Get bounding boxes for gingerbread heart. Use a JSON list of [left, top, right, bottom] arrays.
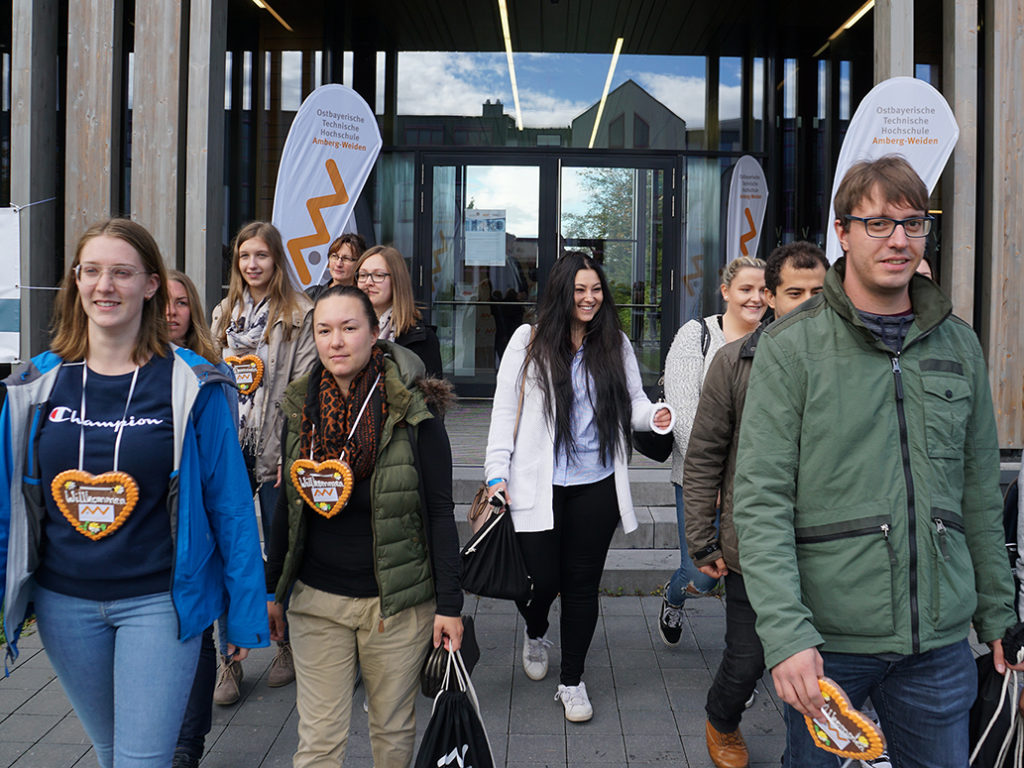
[[225, 354, 264, 395], [290, 459, 354, 518], [804, 677, 886, 759], [51, 469, 140, 540]]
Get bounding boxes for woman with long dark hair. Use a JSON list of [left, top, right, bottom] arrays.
[[0, 219, 267, 768], [211, 221, 317, 692], [483, 252, 673, 722], [266, 285, 462, 767]]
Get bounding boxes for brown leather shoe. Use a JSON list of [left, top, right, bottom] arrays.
[[705, 720, 749, 768]]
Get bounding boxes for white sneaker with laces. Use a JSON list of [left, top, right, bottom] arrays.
[[522, 630, 552, 681], [555, 682, 593, 722]]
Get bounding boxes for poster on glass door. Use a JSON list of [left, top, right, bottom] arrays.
[[465, 209, 507, 267]]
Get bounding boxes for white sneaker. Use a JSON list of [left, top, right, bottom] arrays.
[[522, 630, 552, 681], [555, 682, 593, 722]]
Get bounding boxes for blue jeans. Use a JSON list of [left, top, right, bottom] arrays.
[[666, 484, 720, 606], [783, 639, 977, 768], [34, 586, 201, 768]]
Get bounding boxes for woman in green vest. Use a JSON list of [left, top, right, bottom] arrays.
[[265, 285, 463, 768]]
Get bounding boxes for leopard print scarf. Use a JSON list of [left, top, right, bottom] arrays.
[[300, 347, 387, 483]]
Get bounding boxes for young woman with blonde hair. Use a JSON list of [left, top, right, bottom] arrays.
[[0, 219, 267, 768], [356, 245, 442, 377], [211, 221, 317, 691], [657, 255, 766, 645]]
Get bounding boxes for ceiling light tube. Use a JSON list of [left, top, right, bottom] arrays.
[[828, 0, 874, 41], [253, 0, 293, 32], [498, 0, 523, 130], [589, 37, 624, 149]]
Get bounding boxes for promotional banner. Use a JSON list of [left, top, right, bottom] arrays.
[[0, 207, 21, 362], [723, 156, 769, 263], [826, 76, 959, 262], [272, 84, 382, 289]]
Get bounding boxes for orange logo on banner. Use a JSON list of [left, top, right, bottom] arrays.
[[739, 207, 757, 256], [286, 159, 350, 284]]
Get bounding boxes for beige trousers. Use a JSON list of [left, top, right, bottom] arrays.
[[287, 580, 434, 768]]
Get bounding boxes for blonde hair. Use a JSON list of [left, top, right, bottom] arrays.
[[51, 219, 169, 364], [168, 270, 219, 363], [214, 221, 303, 345], [721, 256, 766, 287], [356, 245, 421, 336]]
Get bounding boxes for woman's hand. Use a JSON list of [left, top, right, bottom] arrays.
[[653, 407, 672, 431], [268, 601, 287, 643], [225, 644, 250, 662], [433, 614, 464, 652], [698, 558, 728, 579], [274, 464, 282, 488], [486, 481, 509, 507]]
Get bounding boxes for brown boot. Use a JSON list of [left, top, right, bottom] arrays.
[[705, 720, 749, 768], [267, 641, 295, 687]]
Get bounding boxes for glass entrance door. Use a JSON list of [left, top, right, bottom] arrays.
[[560, 163, 671, 387], [418, 152, 676, 396]]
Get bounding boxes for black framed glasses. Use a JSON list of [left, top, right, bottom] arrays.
[[356, 271, 390, 284], [844, 215, 934, 238], [328, 253, 359, 264]]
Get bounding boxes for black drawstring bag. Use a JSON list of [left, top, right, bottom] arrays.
[[460, 507, 532, 602], [420, 616, 480, 698], [414, 649, 494, 768]]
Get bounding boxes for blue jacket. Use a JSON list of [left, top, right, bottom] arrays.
[[0, 347, 269, 668]]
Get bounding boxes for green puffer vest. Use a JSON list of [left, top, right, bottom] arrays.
[[274, 342, 436, 618]]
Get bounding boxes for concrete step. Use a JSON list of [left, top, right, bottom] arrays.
[[600, 549, 679, 594]]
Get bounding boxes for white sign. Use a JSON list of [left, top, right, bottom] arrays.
[[272, 84, 382, 289], [826, 77, 959, 262], [0, 208, 21, 362], [465, 209, 507, 267], [724, 156, 769, 263]]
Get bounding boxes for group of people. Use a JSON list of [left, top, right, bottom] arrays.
[[0, 154, 1019, 768]]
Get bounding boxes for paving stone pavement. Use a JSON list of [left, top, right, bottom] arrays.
[[0, 594, 786, 767]]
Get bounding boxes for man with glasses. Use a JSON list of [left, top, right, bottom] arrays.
[[732, 155, 1023, 767]]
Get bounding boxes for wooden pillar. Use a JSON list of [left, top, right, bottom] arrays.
[[940, 0, 977, 322], [982, 0, 1024, 448], [12, 0, 59, 358], [184, 0, 228, 314], [65, 0, 122, 263], [874, 0, 914, 82], [131, 0, 187, 266]]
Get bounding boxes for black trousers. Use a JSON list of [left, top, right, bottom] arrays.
[[706, 572, 766, 732], [515, 474, 620, 686]]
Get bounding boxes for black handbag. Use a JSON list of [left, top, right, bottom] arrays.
[[414, 649, 494, 768], [420, 615, 480, 698], [633, 317, 711, 462], [460, 506, 532, 602]]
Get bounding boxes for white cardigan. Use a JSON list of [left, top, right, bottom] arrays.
[[484, 324, 674, 534]]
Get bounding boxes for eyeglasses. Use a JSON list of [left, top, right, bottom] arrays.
[[356, 271, 391, 284], [328, 253, 359, 264], [844, 215, 934, 238], [75, 264, 153, 284]]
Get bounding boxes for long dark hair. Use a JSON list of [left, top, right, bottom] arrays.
[[526, 252, 631, 464]]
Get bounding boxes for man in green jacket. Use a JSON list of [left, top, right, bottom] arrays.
[[732, 155, 1023, 767], [685, 241, 828, 768]]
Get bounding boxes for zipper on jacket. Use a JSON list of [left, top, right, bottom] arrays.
[[891, 354, 920, 653], [932, 516, 964, 562], [881, 523, 898, 567], [795, 524, 888, 544]]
